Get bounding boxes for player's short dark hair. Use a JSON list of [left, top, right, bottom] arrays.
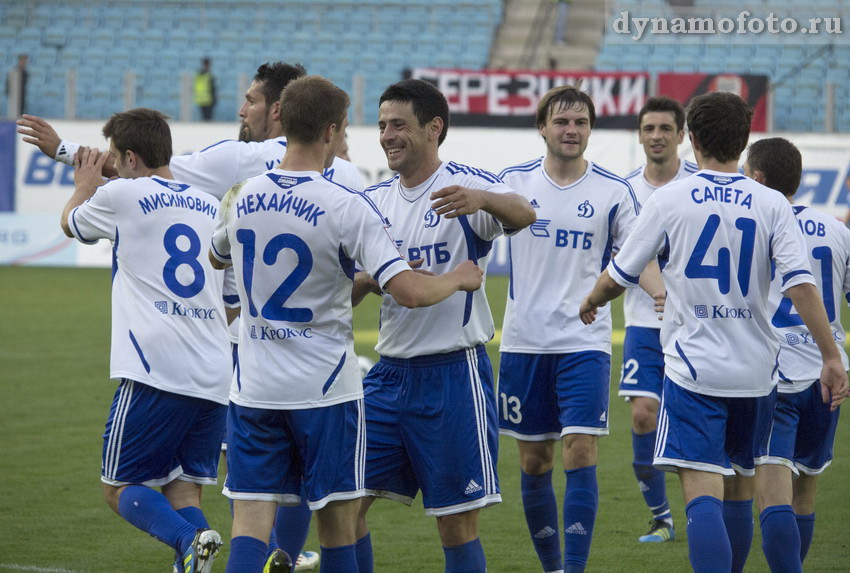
[[102, 108, 171, 168], [639, 96, 685, 131], [746, 137, 802, 197], [254, 62, 308, 107], [686, 92, 752, 163], [536, 85, 596, 129], [379, 79, 449, 146], [280, 76, 349, 144]]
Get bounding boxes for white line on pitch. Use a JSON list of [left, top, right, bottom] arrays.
[[0, 564, 84, 573]]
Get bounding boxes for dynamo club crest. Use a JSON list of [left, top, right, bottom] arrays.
[[577, 200, 595, 218], [424, 208, 441, 228]]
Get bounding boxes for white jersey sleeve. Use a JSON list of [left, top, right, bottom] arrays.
[[67, 177, 231, 404], [214, 170, 409, 409], [770, 206, 850, 391], [609, 170, 814, 397], [623, 160, 698, 328], [366, 161, 514, 358], [172, 137, 366, 200], [498, 159, 638, 354]]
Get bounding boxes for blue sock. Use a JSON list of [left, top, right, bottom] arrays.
[[520, 469, 562, 571], [722, 499, 753, 573], [563, 466, 598, 571], [685, 496, 731, 573], [226, 536, 267, 573], [356, 532, 374, 573], [632, 431, 671, 521], [796, 512, 815, 562], [176, 506, 209, 530], [760, 505, 802, 573], [320, 543, 358, 572], [117, 485, 197, 553], [443, 538, 486, 573], [271, 499, 312, 558]]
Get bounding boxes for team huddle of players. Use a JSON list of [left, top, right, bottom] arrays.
[[17, 60, 848, 573]]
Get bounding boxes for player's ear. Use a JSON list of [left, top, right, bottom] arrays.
[[324, 122, 336, 144], [428, 116, 443, 142], [270, 99, 281, 121], [676, 129, 685, 144]]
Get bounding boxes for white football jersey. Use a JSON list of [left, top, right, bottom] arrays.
[[769, 205, 850, 392], [67, 176, 231, 404], [172, 136, 366, 338], [365, 161, 515, 358], [170, 136, 366, 200], [623, 160, 699, 328], [499, 159, 638, 354], [210, 169, 410, 409], [609, 170, 814, 397]]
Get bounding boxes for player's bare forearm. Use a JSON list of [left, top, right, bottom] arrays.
[[639, 260, 666, 319], [16, 114, 61, 158], [208, 251, 231, 270], [430, 187, 536, 230], [384, 260, 482, 308], [579, 270, 625, 325], [17, 115, 118, 178], [60, 147, 110, 237], [787, 283, 841, 362], [786, 282, 849, 409], [352, 271, 381, 306]]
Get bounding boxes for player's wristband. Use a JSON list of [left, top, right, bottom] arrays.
[[55, 140, 80, 165]]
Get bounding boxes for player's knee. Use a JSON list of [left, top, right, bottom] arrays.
[[631, 409, 657, 433], [519, 453, 555, 475], [436, 510, 479, 546], [102, 483, 124, 514], [562, 435, 597, 468], [630, 400, 659, 433]]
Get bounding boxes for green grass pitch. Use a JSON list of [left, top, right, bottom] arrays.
[[1, 267, 847, 572]]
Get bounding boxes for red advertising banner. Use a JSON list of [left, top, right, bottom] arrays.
[[409, 68, 650, 129], [657, 73, 768, 132]]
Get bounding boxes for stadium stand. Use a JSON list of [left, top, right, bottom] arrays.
[[596, 0, 850, 132], [2, 0, 847, 132], [0, 0, 503, 124]]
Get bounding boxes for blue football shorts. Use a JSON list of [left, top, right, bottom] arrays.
[[618, 326, 664, 402], [498, 351, 611, 440], [362, 345, 501, 517], [224, 399, 365, 510], [654, 376, 776, 476], [101, 379, 226, 487], [758, 382, 841, 475]]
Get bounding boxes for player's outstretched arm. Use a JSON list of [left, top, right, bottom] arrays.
[[430, 186, 536, 229], [352, 259, 434, 306], [60, 147, 110, 237], [17, 114, 118, 178], [16, 114, 61, 158], [383, 259, 483, 309], [786, 282, 849, 410], [579, 269, 626, 325]]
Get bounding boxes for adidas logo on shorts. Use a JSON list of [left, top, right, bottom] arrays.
[[464, 480, 483, 495], [565, 522, 588, 536], [534, 526, 557, 539]]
